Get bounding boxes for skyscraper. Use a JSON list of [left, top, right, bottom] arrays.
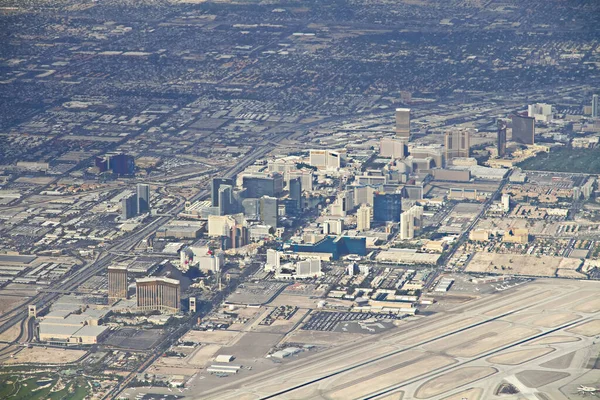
[[289, 177, 302, 212], [136, 277, 181, 313], [357, 204, 371, 232], [121, 193, 138, 220], [108, 265, 128, 300], [137, 184, 150, 214], [373, 192, 402, 222], [497, 120, 507, 158], [444, 130, 470, 161], [229, 224, 248, 249], [211, 178, 234, 207], [395, 108, 410, 139], [95, 153, 135, 176], [512, 114, 535, 145], [242, 173, 284, 198], [593, 94, 599, 118], [259, 196, 278, 228], [380, 137, 407, 159], [217, 184, 233, 215], [400, 205, 423, 240]]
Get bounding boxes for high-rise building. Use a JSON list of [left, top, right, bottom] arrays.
[[395, 108, 411, 139], [136, 277, 181, 313], [211, 178, 234, 207], [497, 120, 507, 158], [259, 196, 278, 228], [265, 249, 281, 272], [528, 103, 552, 122], [241, 198, 260, 219], [229, 224, 248, 249], [593, 94, 599, 118], [512, 114, 535, 145], [502, 194, 511, 212], [137, 184, 150, 214], [121, 193, 138, 220], [323, 219, 344, 235], [373, 192, 402, 222], [380, 137, 407, 159], [295, 259, 322, 278], [242, 173, 284, 198], [357, 204, 371, 232], [444, 130, 470, 161], [289, 177, 302, 212], [95, 153, 135, 176], [218, 184, 233, 215], [287, 169, 313, 192], [108, 265, 128, 300], [309, 150, 343, 170], [400, 205, 424, 240], [352, 184, 378, 206]]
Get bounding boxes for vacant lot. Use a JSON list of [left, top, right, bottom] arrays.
[[466, 253, 581, 277]]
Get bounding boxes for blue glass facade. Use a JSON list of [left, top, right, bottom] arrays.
[[373, 192, 402, 222], [291, 236, 366, 260]]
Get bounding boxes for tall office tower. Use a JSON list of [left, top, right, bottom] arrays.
[[229, 224, 248, 249], [95, 153, 135, 175], [241, 198, 260, 219], [288, 169, 313, 192], [512, 114, 535, 145], [309, 150, 343, 170], [211, 178, 234, 207], [357, 204, 372, 232], [400, 205, 424, 240], [189, 297, 196, 313], [409, 145, 444, 168], [289, 177, 302, 212], [497, 120, 507, 158], [444, 130, 471, 161], [380, 137, 407, 159], [352, 184, 378, 206], [502, 194, 511, 212], [136, 277, 181, 313], [395, 108, 411, 139], [242, 173, 284, 198], [259, 196, 278, 228], [108, 265, 128, 300], [121, 193, 138, 220], [373, 192, 402, 222], [137, 184, 150, 214], [217, 184, 233, 215], [593, 94, 599, 118], [528, 103, 553, 122], [265, 249, 281, 272]]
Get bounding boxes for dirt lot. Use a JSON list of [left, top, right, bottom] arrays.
[[441, 388, 483, 400], [4, 347, 86, 364], [424, 321, 539, 358], [466, 253, 581, 277], [486, 348, 554, 366], [415, 367, 497, 399], [567, 320, 600, 337], [0, 295, 27, 316], [186, 344, 222, 367], [181, 330, 241, 345], [323, 355, 456, 400]]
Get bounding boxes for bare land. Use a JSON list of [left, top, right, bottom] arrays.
[[466, 253, 581, 277], [415, 367, 497, 399], [4, 347, 86, 364], [486, 347, 555, 365]]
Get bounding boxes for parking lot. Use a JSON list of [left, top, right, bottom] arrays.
[[302, 311, 402, 332]]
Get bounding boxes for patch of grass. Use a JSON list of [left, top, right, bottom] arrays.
[[517, 147, 600, 173]]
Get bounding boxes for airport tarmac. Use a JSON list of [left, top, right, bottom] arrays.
[[186, 278, 600, 400]]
